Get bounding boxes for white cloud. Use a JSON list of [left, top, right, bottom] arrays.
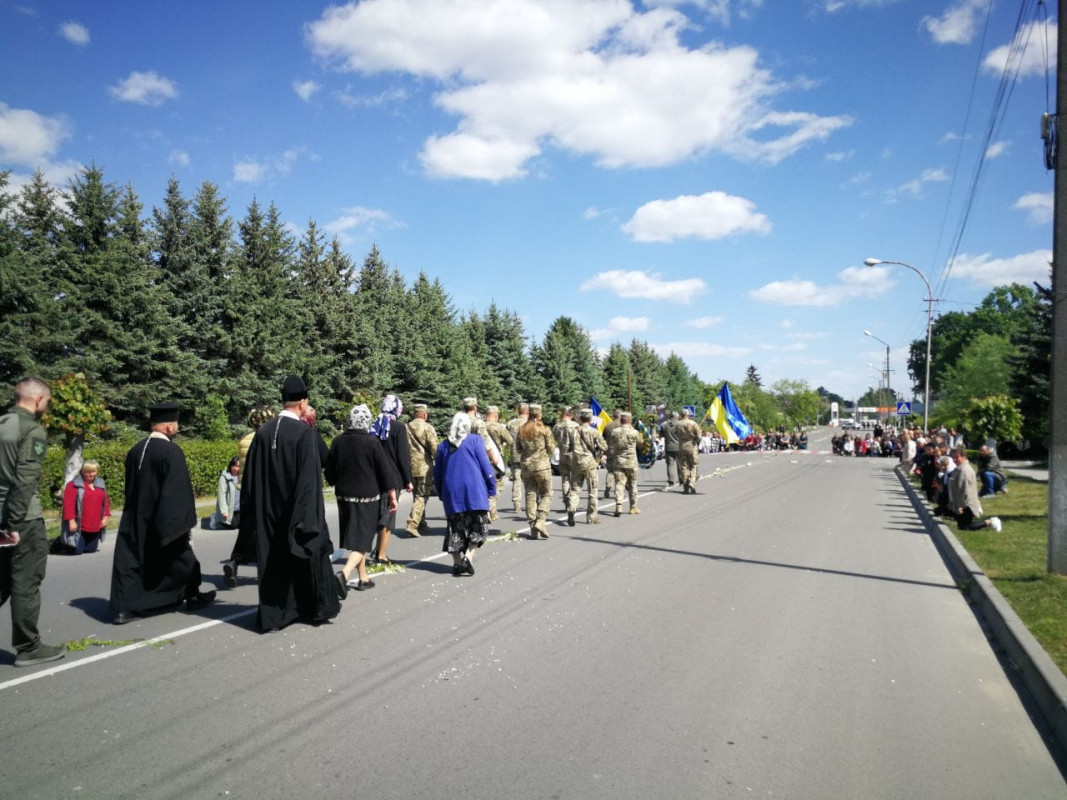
[[58, 21, 89, 46], [233, 160, 266, 183], [583, 206, 602, 220], [293, 80, 321, 101], [750, 265, 894, 307], [948, 250, 1052, 287], [232, 148, 311, 183], [168, 149, 190, 167], [819, 0, 901, 12], [786, 331, 828, 340], [825, 150, 853, 161], [1014, 192, 1053, 225], [842, 171, 871, 188], [580, 269, 707, 304], [984, 21, 1057, 78], [940, 131, 961, 144], [985, 140, 1010, 159], [322, 206, 404, 244], [887, 167, 948, 201], [590, 316, 653, 340], [923, 0, 988, 45], [334, 86, 409, 107], [0, 102, 70, 166], [109, 71, 178, 106], [650, 341, 749, 359], [621, 191, 771, 243], [685, 316, 723, 329], [307, 0, 851, 181]]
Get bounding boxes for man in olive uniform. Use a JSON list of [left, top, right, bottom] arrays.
[[405, 404, 438, 536], [570, 409, 608, 525], [484, 406, 512, 522], [661, 411, 681, 488], [553, 407, 579, 519], [505, 402, 528, 513], [608, 411, 642, 517], [0, 378, 66, 667], [601, 408, 623, 499], [676, 408, 702, 494]]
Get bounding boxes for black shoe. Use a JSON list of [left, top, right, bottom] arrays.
[[464, 558, 475, 576], [452, 563, 463, 576], [13, 642, 66, 667], [186, 590, 217, 610], [222, 560, 237, 588], [567, 511, 575, 527], [113, 610, 139, 625], [355, 579, 375, 591], [335, 571, 349, 600]]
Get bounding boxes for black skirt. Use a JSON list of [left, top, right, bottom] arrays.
[[337, 497, 380, 552]]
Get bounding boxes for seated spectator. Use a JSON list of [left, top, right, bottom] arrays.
[[976, 445, 1008, 497], [947, 447, 1002, 532], [917, 444, 938, 502], [55, 461, 111, 555], [842, 434, 855, 456], [209, 457, 240, 530]]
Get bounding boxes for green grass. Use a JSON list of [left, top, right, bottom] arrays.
[[946, 476, 1067, 675]]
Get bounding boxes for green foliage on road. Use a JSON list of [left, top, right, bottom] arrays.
[[950, 476, 1067, 675]]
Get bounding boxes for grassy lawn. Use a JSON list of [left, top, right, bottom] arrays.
[[946, 475, 1067, 675]]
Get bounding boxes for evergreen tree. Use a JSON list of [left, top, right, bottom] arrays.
[[483, 302, 534, 406], [627, 339, 665, 412], [601, 342, 632, 411], [188, 181, 234, 381], [461, 310, 502, 408], [350, 244, 407, 394], [1010, 279, 1052, 447], [532, 320, 583, 411], [663, 353, 700, 410], [744, 364, 762, 388]]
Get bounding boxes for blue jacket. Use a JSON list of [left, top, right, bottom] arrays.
[[433, 435, 496, 516]]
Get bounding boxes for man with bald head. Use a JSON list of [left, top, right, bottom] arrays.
[[0, 378, 66, 666]]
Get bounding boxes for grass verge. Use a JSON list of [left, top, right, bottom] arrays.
[[942, 475, 1067, 676]]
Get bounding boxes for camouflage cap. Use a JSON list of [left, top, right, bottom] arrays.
[[247, 405, 275, 429], [579, 408, 593, 420], [486, 405, 499, 415], [620, 411, 633, 422], [462, 396, 478, 407], [528, 403, 543, 415], [412, 403, 428, 414]]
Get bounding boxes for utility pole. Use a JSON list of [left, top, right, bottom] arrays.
[[1049, 0, 1067, 574]]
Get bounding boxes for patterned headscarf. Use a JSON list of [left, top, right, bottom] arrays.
[[347, 404, 373, 432], [448, 412, 471, 448], [371, 394, 403, 441]]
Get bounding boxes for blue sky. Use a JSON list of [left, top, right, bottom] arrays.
[[0, 0, 1055, 402]]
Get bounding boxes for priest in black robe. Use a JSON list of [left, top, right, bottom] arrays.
[[110, 403, 216, 625], [239, 377, 343, 632]]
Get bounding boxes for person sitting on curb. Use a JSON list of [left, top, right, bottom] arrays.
[[947, 447, 1002, 533], [976, 444, 1008, 497]]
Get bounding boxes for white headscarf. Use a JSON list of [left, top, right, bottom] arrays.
[[448, 412, 471, 448], [348, 404, 373, 432]]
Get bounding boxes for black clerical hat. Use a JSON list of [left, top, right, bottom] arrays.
[[281, 375, 309, 402], [148, 402, 181, 424]]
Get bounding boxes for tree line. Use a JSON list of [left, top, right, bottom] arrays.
[[0, 165, 833, 437]]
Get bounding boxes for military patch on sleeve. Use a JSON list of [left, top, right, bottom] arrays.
[[33, 440, 47, 458]]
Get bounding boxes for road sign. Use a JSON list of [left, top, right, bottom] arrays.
[[897, 401, 912, 416]]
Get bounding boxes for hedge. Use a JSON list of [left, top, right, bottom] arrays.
[[39, 440, 240, 511]]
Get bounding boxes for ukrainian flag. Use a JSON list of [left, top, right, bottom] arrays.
[[704, 383, 752, 445], [589, 397, 612, 433]]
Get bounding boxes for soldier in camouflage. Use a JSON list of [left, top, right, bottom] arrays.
[[484, 405, 512, 522], [676, 408, 703, 494], [405, 404, 438, 536], [569, 409, 608, 525], [505, 402, 528, 513], [552, 407, 579, 519], [601, 408, 623, 500], [515, 404, 554, 539], [608, 411, 642, 517], [0, 378, 66, 667]]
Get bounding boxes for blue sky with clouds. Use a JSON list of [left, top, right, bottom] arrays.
[[0, 0, 1055, 402]]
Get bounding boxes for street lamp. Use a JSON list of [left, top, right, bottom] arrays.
[[864, 330, 891, 422], [864, 257, 935, 431]]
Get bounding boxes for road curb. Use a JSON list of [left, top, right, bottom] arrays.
[[894, 465, 1067, 753]]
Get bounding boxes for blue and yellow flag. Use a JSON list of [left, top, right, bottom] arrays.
[[589, 397, 611, 433], [704, 383, 752, 445]]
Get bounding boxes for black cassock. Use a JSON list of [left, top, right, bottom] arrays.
[[239, 415, 341, 632], [110, 435, 202, 614]]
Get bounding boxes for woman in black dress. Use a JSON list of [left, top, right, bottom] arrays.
[[369, 394, 412, 565], [324, 405, 397, 593]]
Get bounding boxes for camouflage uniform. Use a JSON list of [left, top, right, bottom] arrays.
[[405, 412, 438, 535], [601, 417, 621, 499], [505, 414, 527, 512], [552, 416, 579, 507], [676, 417, 702, 493], [515, 415, 554, 539], [569, 419, 607, 523], [485, 419, 513, 521], [608, 422, 642, 515]]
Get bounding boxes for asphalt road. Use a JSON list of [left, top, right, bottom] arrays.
[[1, 430, 1064, 799]]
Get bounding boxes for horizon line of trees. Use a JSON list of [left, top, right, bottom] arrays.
[[1, 165, 834, 437]]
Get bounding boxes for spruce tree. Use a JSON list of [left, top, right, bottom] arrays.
[[601, 342, 632, 411], [483, 303, 535, 406]]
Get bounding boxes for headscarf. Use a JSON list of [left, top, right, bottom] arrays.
[[448, 412, 471, 448], [347, 404, 373, 432], [371, 394, 402, 441]]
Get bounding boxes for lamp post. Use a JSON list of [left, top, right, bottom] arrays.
[[864, 330, 891, 422], [864, 258, 934, 431]]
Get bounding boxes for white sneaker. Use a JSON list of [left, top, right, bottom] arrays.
[[989, 517, 1003, 533]]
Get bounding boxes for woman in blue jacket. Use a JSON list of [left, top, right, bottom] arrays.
[[433, 412, 496, 576]]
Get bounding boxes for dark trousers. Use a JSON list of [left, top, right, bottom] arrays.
[[0, 518, 47, 653], [952, 508, 987, 531], [664, 451, 679, 484]]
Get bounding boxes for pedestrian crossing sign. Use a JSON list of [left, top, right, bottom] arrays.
[[896, 401, 911, 416]]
